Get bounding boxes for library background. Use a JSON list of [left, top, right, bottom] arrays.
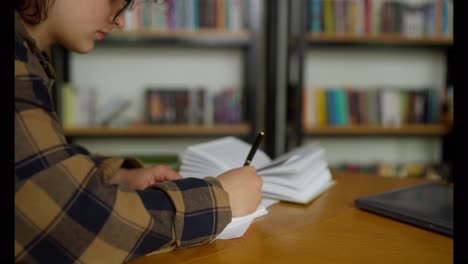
[[50, 0, 454, 180]]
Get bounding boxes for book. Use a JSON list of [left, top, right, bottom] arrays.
[[178, 136, 336, 204], [335, 88, 349, 126], [302, 87, 316, 128], [315, 87, 327, 126], [402, 0, 425, 38], [323, 0, 335, 34], [229, 0, 244, 31], [310, 0, 322, 33], [334, 0, 346, 35], [60, 82, 75, 128]]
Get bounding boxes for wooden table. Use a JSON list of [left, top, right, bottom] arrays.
[[131, 172, 453, 264]]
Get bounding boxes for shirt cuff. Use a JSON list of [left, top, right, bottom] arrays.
[[150, 176, 232, 248], [91, 156, 144, 184]]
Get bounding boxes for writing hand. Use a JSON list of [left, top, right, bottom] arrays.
[[216, 166, 263, 217]]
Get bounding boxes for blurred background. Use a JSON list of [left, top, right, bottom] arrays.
[[50, 0, 453, 180]]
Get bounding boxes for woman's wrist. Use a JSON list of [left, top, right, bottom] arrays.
[[110, 168, 129, 185]]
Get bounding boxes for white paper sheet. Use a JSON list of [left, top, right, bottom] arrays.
[[215, 198, 279, 240]]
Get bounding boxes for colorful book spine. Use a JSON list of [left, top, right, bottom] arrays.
[[441, 0, 449, 36], [61, 83, 74, 128], [150, 2, 159, 29], [447, 0, 453, 37], [435, 0, 443, 37], [230, 0, 243, 31], [363, 0, 372, 35], [423, 1, 434, 37], [427, 88, 441, 124], [155, 2, 167, 29], [217, 0, 226, 29], [334, 0, 346, 35], [335, 88, 348, 126], [315, 88, 327, 126], [366, 90, 377, 125], [175, 90, 189, 123], [176, 0, 186, 30], [233, 87, 242, 123], [358, 90, 368, 124], [347, 89, 358, 125], [357, 0, 366, 36], [310, 0, 322, 33], [400, 90, 409, 124], [326, 89, 337, 125], [346, 0, 357, 35], [185, 0, 194, 30], [209, 0, 217, 28], [166, 0, 177, 30], [143, 1, 153, 29], [323, 0, 334, 34], [303, 87, 317, 127], [193, 0, 200, 30], [372, 0, 380, 35], [205, 90, 215, 125], [133, 1, 143, 30], [225, 0, 231, 30]]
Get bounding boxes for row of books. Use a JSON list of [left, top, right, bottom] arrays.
[[146, 87, 242, 125], [331, 161, 445, 179], [308, 0, 453, 38], [302, 86, 445, 127], [60, 84, 243, 127], [124, 0, 245, 32]]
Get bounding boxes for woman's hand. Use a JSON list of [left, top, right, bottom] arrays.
[[216, 166, 263, 217], [110, 165, 182, 190]]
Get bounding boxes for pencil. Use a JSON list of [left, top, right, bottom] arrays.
[[244, 131, 265, 166]]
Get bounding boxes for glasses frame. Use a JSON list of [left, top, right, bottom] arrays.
[[113, 0, 135, 22]]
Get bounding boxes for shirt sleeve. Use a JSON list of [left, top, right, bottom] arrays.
[[14, 75, 232, 263], [68, 143, 146, 175]]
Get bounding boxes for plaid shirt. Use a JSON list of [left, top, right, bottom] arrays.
[[14, 12, 231, 263]]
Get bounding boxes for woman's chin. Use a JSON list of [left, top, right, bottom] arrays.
[[65, 40, 95, 54]]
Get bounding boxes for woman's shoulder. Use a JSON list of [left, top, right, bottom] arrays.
[[15, 30, 56, 112], [14, 12, 54, 82]]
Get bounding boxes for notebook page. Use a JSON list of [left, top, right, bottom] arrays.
[[262, 169, 335, 204], [261, 160, 328, 189], [257, 142, 323, 173], [189, 137, 271, 170]]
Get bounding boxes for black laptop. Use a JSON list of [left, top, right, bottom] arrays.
[[355, 181, 453, 237]]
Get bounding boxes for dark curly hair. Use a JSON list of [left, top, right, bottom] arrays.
[[15, 0, 55, 25]]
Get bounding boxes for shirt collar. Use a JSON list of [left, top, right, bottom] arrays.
[[15, 11, 56, 80]]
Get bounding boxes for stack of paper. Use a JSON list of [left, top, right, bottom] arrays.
[[216, 198, 278, 240], [179, 136, 336, 205]]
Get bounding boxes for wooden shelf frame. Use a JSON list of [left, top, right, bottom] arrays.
[[99, 29, 253, 48], [303, 124, 449, 136], [306, 33, 453, 46], [63, 124, 251, 137]]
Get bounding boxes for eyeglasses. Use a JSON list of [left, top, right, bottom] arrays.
[[112, 0, 166, 22], [113, 0, 135, 22]]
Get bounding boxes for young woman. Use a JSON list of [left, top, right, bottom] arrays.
[[14, 0, 263, 262]]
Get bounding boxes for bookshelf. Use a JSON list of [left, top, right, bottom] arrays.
[[100, 29, 252, 47], [307, 33, 453, 46], [303, 124, 449, 136], [51, 0, 265, 154], [63, 124, 250, 137], [283, 0, 453, 173]]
